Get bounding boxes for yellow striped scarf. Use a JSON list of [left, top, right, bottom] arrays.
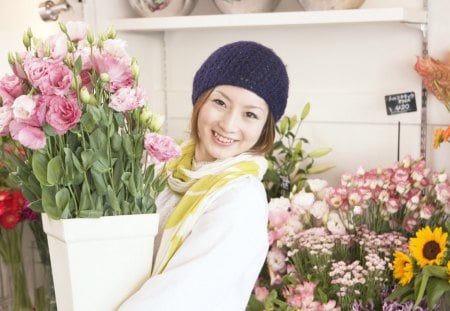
[[151, 140, 267, 275]]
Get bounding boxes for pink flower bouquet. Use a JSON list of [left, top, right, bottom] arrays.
[[0, 22, 181, 219]]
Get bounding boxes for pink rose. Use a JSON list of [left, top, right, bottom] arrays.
[[12, 95, 46, 127], [66, 21, 87, 42], [109, 87, 145, 112], [9, 120, 46, 150], [39, 62, 72, 96], [45, 95, 81, 135], [0, 106, 13, 135], [94, 53, 133, 93], [144, 133, 181, 164], [0, 74, 23, 99], [23, 56, 49, 88]]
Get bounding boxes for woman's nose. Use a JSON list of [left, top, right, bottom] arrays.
[[219, 111, 238, 133]]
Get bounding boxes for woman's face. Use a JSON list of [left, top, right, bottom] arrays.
[[195, 85, 269, 162]]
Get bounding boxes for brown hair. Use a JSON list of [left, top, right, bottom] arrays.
[[190, 89, 276, 155]]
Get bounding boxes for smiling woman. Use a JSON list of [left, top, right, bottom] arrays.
[[120, 41, 289, 311]]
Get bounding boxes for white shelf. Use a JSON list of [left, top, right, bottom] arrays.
[[113, 8, 427, 32]]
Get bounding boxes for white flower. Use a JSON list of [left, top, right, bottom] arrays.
[[291, 190, 315, 214], [310, 200, 329, 219], [65, 21, 87, 42], [12, 95, 36, 120], [353, 205, 364, 215], [326, 211, 346, 235], [268, 197, 290, 211], [103, 39, 130, 60], [307, 179, 328, 192]]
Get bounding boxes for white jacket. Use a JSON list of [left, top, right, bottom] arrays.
[[119, 175, 269, 311]]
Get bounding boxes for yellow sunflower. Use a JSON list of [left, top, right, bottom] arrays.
[[409, 226, 448, 268], [447, 261, 450, 283], [393, 251, 414, 286]]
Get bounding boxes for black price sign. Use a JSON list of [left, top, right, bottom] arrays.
[[385, 92, 417, 115]]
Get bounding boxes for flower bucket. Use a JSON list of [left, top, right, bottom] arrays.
[[42, 213, 159, 311]]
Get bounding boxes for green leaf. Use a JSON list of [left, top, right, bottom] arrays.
[[78, 210, 103, 218], [93, 104, 105, 123], [79, 181, 90, 212], [71, 152, 84, 185], [26, 174, 42, 198], [308, 163, 335, 174], [106, 185, 120, 212], [300, 102, 311, 120], [122, 172, 137, 197], [42, 186, 60, 219], [74, 55, 82, 76], [307, 147, 332, 158], [63, 148, 74, 185], [386, 285, 413, 302], [426, 278, 450, 308], [89, 128, 107, 151], [113, 159, 124, 191], [415, 271, 429, 307], [28, 199, 43, 213], [122, 135, 134, 157], [81, 150, 99, 170], [80, 110, 96, 133], [32, 152, 49, 186], [55, 188, 70, 213], [90, 169, 107, 195], [47, 155, 64, 185], [114, 112, 125, 128], [111, 133, 122, 152]]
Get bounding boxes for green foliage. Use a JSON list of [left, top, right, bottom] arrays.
[[263, 103, 333, 199]]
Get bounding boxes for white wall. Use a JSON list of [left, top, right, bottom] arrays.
[[0, 0, 448, 182], [84, 0, 449, 184], [0, 0, 84, 73]]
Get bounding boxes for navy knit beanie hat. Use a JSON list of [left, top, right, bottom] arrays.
[[192, 41, 289, 122]]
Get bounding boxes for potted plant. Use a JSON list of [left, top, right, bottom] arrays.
[[0, 21, 180, 310]]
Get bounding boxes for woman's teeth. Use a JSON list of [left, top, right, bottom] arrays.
[[214, 131, 234, 144]]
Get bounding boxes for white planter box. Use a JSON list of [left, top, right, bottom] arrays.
[[42, 213, 159, 311]]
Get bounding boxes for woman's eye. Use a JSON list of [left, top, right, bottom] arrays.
[[246, 112, 258, 119], [213, 99, 226, 106]]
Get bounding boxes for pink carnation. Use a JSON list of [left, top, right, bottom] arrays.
[[39, 62, 72, 96], [12, 95, 46, 127], [0, 105, 13, 135], [9, 120, 46, 150], [109, 87, 145, 112], [144, 133, 181, 164], [23, 56, 49, 88], [0, 74, 23, 100], [45, 95, 81, 135], [93, 53, 133, 93]]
